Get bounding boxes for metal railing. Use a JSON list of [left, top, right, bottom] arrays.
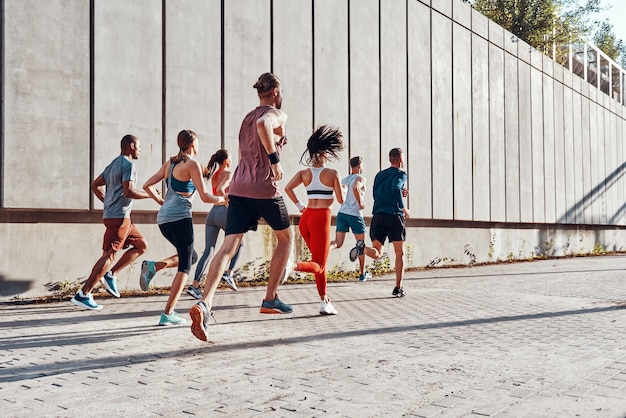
[[565, 40, 625, 106]]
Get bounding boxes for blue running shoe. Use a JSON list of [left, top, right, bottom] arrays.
[[260, 295, 293, 314], [100, 271, 120, 298], [159, 311, 186, 326], [140, 260, 156, 291], [359, 272, 371, 282], [71, 291, 103, 310]]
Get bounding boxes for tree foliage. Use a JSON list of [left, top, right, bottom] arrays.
[[593, 20, 626, 67], [470, 0, 604, 65]]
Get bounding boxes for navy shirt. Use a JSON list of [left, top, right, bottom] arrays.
[[372, 167, 407, 216]]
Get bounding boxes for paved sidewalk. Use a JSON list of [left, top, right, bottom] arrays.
[[1, 255, 626, 417]]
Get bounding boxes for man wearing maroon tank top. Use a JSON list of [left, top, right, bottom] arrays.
[[189, 73, 293, 342]]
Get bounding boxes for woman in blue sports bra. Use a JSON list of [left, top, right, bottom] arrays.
[[142, 129, 225, 326]]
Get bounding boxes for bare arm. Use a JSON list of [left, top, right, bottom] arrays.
[[189, 160, 224, 204], [256, 108, 288, 180], [91, 175, 106, 203], [352, 176, 365, 210], [143, 163, 167, 206], [284, 170, 306, 212], [333, 171, 344, 205], [122, 180, 151, 200]]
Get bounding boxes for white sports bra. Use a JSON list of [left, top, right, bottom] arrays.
[[306, 167, 334, 199]]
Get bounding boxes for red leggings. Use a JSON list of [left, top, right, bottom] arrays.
[[297, 207, 331, 298]]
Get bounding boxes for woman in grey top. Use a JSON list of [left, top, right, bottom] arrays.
[[142, 129, 224, 326]]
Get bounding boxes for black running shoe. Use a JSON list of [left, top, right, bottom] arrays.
[[392, 286, 406, 297]]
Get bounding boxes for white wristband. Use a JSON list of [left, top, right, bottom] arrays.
[[295, 201, 306, 211]]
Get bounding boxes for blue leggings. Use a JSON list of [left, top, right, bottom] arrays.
[[193, 205, 243, 282], [158, 218, 198, 274]]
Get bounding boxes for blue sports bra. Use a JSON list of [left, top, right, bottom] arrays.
[[170, 163, 196, 194]]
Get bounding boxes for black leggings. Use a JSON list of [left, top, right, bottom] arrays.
[[159, 218, 198, 274]]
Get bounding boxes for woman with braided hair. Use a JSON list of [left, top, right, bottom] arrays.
[[141, 129, 224, 326], [285, 125, 344, 315]]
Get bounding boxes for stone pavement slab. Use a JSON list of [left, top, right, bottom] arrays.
[[1, 255, 626, 417]]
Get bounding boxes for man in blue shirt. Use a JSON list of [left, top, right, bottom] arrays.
[[71, 134, 151, 310], [350, 148, 409, 296]]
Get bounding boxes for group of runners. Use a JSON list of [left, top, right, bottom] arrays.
[[70, 72, 410, 342]]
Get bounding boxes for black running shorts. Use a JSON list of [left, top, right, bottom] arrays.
[[225, 195, 291, 234], [369, 212, 406, 244]]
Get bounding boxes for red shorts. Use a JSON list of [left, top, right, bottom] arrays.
[[102, 218, 144, 252]]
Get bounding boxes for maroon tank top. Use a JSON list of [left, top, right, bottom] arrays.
[[228, 105, 284, 199]]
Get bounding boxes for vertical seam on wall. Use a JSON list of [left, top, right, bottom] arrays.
[[0, 0, 5, 208], [561, 78, 565, 223], [487, 38, 492, 221], [429, 4, 433, 218], [451, 19, 455, 220], [552, 74, 557, 223], [404, 0, 409, 208], [161, 0, 166, 164], [541, 66, 546, 222], [470, 22, 476, 220], [516, 53, 521, 222], [530, 61, 535, 222], [220, 0, 225, 147], [602, 98, 607, 223], [89, 0, 95, 211], [311, 0, 315, 130], [378, 0, 382, 170], [502, 47, 507, 222], [347, 0, 351, 165], [270, 0, 274, 73]]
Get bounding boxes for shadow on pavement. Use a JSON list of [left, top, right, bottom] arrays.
[[1, 303, 621, 384]]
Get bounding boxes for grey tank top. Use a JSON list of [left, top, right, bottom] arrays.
[[157, 161, 195, 225]]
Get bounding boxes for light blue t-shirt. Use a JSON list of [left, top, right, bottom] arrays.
[[338, 174, 365, 218], [101, 155, 136, 219]]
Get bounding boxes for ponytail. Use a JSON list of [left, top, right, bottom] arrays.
[[170, 129, 198, 163], [203, 149, 230, 179]]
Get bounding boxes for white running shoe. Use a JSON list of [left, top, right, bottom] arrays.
[[319, 301, 338, 315], [221, 272, 238, 291]]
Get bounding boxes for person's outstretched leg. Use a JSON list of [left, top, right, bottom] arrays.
[[265, 227, 292, 302], [189, 234, 243, 341], [329, 231, 346, 251], [71, 249, 115, 310], [392, 240, 405, 297], [109, 226, 148, 277], [191, 220, 220, 289], [353, 233, 369, 280]]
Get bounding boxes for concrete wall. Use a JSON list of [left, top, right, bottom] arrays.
[[2, 0, 626, 300]]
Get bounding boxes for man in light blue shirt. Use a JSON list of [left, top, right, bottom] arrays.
[[71, 134, 151, 310], [330, 156, 371, 281]]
